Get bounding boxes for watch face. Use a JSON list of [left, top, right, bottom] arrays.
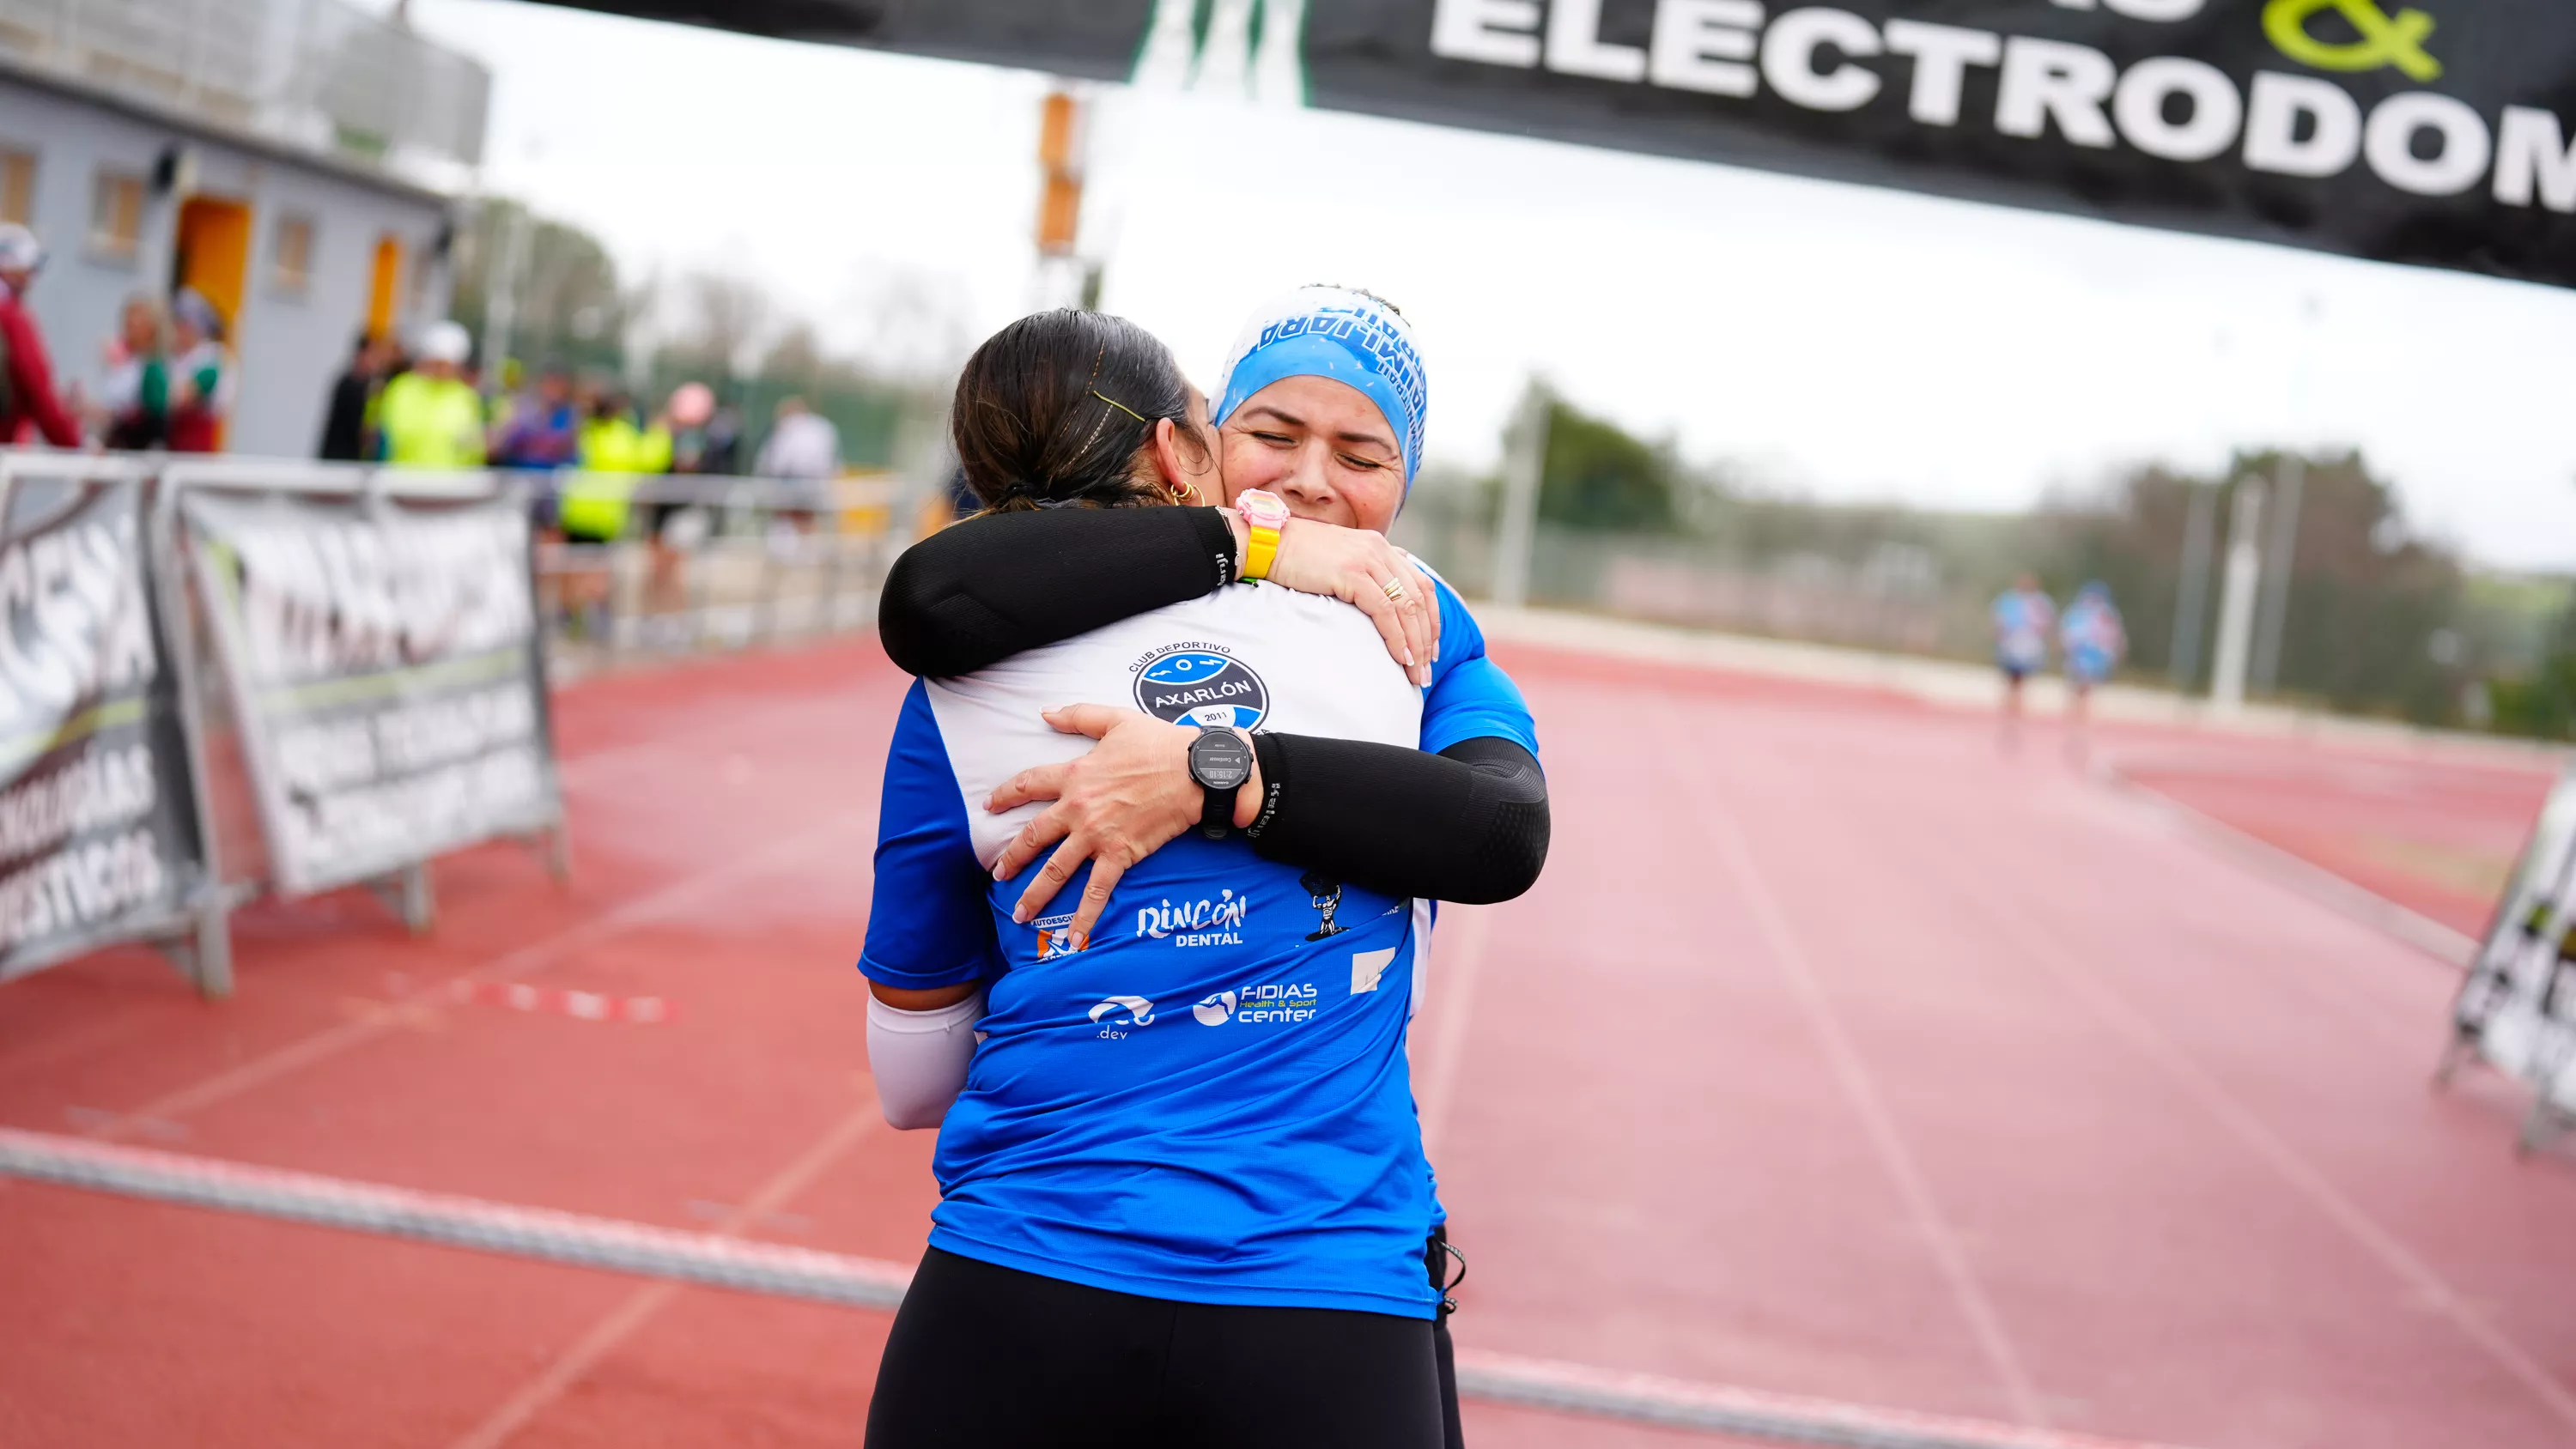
[[1189, 728, 1254, 791], [1238, 489, 1289, 529]]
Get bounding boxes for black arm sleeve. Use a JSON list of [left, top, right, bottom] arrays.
[[1244, 735, 1548, 906], [878, 506, 1240, 677]]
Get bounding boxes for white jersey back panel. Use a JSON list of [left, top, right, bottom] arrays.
[[924, 581, 1423, 868]]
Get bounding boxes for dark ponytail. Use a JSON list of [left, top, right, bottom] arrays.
[[951, 310, 1204, 513]]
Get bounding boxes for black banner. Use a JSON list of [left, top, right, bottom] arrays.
[[0, 479, 207, 980], [544, 0, 2576, 287]]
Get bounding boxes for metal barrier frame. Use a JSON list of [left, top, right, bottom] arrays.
[[0, 452, 909, 998], [154, 458, 572, 940], [0, 451, 233, 996], [533, 471, 903, 658]]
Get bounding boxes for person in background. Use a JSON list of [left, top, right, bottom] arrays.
[[165, 288, 233, 453], [377, 321, 487, 469], [669, 382, 740, 477], [98, 294, 171, 452], [754, 393, 838, 480], [576, 390, 672, 476], [756, 393, 839, 543], [2058, 581, 2128, 761], [318, 332, 397, 462], [1991, 573, 2057, 753], [492, 364, 581, 470], [647, 381, 725, 620], [556, 391, 671, 639], [0, 224, 82, 448]]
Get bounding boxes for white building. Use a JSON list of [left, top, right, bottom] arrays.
[[0, 0, 488, 455]]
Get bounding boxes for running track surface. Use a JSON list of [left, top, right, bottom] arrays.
[[0, 637, 2569, 1448]]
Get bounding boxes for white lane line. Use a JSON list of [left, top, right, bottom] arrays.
[[0, 1127, 2202, 1449], [92, 809, 878, 1140], [1416, 901, 1495, 1157], [0, 1125, 909, 1309], [1665, 709, 2051, 1430], [1455, 1350, 2191, 1449], [446, 1098, 887, 1449], [1933, 862, 2576, 1441]]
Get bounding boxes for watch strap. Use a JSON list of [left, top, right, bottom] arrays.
[[1200, 782, 1231, 840], [1242, 517, 1281, 581]]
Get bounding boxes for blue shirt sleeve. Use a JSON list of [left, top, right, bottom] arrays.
[[1419, 577, 1539, 758], [859, 680, 1005, 990]]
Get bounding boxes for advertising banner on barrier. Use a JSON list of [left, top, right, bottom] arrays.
[[181, 490, 562, 897], [570, 0, 2576, 288], [0, 478, 206, 980], [2452, 767, 2576, 1115]]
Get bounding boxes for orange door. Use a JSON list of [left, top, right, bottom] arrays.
[[368, 235, 404, 340], [173, 196, 252, 451], [173, 196, 252, 330]]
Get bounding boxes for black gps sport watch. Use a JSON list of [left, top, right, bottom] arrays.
[[1187, 725, 1255, 840]]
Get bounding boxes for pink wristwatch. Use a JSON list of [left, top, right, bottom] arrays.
[[1235, 489, 1289, 580]]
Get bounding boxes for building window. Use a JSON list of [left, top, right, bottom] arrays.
[[0, 150, 33, 226], [272, 214, 315, 295], [89, 171, 144, 260]]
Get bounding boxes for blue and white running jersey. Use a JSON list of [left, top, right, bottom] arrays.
[[860, 579, 1524, 1319]]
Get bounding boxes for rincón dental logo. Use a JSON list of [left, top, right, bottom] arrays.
[[1133, 643, 1267, 731]]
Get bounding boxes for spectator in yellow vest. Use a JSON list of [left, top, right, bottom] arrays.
[[560, 391, 671, 543], [379, 322, 487, 469]]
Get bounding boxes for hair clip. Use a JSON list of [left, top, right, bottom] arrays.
[[1091, 390, 1150, 424]]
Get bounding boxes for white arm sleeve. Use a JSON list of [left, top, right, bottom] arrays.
[[867, 992, 984, 1131]]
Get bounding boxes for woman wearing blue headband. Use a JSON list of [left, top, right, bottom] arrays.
[[882, 287, 1540, 928], [875, 288, 1541, 1449]]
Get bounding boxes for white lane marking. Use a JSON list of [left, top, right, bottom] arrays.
[[0, 1127, 2203, 1449], [91, 809, 877, 1140], [1667, 708, 2051, 1430], [1936, 862, 2576, 1440], [1416, 901, 1495, 1157]]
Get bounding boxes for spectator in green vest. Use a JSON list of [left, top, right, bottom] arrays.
[[561, 391, 671, 542], [379, 321, 487, 469]]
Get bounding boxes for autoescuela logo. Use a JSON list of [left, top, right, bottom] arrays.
[[1033, 912, 1084, 960], [1132, 643, 1267, 731]]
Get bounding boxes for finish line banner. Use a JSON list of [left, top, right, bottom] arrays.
[[183, 492, 562, 898], [2453, 768, 2576, 1116], [0, 479, 206, 979], [554, 0, 2576, 287]]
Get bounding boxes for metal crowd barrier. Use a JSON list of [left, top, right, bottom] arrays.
[[528, 470, 906, 664], [0, 452, 914, 999]]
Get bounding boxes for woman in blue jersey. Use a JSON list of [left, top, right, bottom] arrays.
[[872, 289, 1538, 1449], [861, 309, 1510, 1447]]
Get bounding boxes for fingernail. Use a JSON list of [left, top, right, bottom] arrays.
[[1404, 648, 1414, 665], [1012, 905, 1030, 924], [1072, 932, 1089, 953]]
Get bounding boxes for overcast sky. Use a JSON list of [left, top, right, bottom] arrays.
[[404, 0, 2576, 571]]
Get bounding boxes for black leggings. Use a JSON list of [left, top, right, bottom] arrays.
[[866, 1247, 1446, 1448]]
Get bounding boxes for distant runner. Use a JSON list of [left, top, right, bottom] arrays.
[[2059, 581, 2127, 761], [1992, 573, 2057, 751]]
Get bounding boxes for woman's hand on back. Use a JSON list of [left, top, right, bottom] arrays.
[[1262, 518, 1439, 688], [985, 706, 1260, 945]]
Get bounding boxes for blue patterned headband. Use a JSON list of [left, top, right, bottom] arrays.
[[1212, 288, 1427, 492]]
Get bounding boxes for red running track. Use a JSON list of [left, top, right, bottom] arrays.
[[0, 637, 2570, 1448]]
